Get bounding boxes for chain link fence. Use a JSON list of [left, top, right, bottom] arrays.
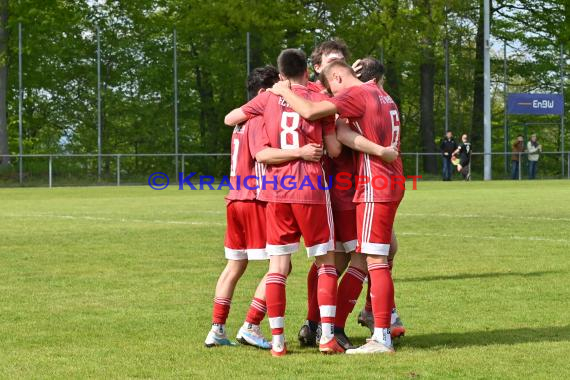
[[0, 152, 568, 188]]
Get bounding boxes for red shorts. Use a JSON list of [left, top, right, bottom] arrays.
[[356, 201, 400, 256], [224, 200, 267, 260], [266, 202, 334, 257], [333, 208, 357, 253]]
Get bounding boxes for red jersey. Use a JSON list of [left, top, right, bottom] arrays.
[[329, 81, 405, 203], [328, 146, 356, 210], [241, 84, 334, 204], [225, 116, 266, 202], [307, 80, 326, 94], [314, 82, 356, 211]]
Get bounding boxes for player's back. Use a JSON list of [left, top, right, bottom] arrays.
[[351, 82, 404, 202], [226, 117, 264, 202], [260, 85, 332, 204]]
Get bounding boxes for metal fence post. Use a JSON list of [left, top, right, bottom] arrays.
[[181, 154, 185, 180], [415, 153, 419, 178], [116, 155, 121, 186], [48, 155, 52, 188]]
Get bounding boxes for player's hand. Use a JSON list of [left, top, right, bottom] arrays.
[[352, 59, 363, 77], [379, 146, 399, 163], [268, 80, 291, 96], [298, 143, 323, 162]]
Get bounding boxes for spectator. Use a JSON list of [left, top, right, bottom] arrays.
[[440, 131, 457, 181], [511, 135, 524, 180], [527, 134, 542, 180], [453, 134, 472, 181]]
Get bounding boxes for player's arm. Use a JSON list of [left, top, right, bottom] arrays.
[[255, 143, 323, 165], [225, 92, 269, 126], [324, 132, 342, 158], [268, 80, 337, 120], [224, 108, 248, 126], [336, 119, 399, 163], [322, 115, 341, 158]]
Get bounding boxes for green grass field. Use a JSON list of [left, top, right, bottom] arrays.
[[1, 181, 569, 379]]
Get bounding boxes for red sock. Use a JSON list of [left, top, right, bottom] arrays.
[[245, 297, 266, 325], [317, 264, 338, 330], [266, 273, 287, 336], [365, 280, 372, 312], [306, 263, 320, 323], [367, 263, 394, 328], [212, 297, 231, 325], [335, 266, 366, 328], [388, 259, 396, 310]]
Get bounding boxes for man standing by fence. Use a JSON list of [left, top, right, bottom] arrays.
[[527, 134, 542, 180], [440, 131, 457, 181], [511, 135, 525, 180]]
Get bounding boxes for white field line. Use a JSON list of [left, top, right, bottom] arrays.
[[2, 213, 224, 226], [3, 213, 568, 244], [398, 212, 570, 223], [399, 231, 570, 244]]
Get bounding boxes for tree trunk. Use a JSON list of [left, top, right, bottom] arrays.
[[419, 48, 438, 174], [0, 0, 9, 166], [471, 0, 484, 150]]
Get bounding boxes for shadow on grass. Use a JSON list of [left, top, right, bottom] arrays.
[[396, 270, 563, 283], [397, 325, 570, 350]]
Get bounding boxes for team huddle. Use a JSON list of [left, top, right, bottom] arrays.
[[205, 40, 406, 356]]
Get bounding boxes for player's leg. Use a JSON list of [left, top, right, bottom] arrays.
[[298, 213, 350, 347], [388, 232, 405, 338], [346, 202, 398, 355], [236, 201, 272, 349], [359, 229, 398, 335], [266, 254, 291, 356], [265, 202, 301, 356], [205, 259, 248, 347], [293, 203, 344, 354], [333, 208, 363, 349], [298, 262, 320, 347], [205, 201, 249, 347], [335, 251, 366, 349]]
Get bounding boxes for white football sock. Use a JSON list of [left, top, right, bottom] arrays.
[[272, 334, 285, 351], [212, 323, 226, 334], [320, 322, 334, 342], [391, 308, 399, 325], [373, 327, 392, 347]]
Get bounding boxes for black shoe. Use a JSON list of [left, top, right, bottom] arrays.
[[298, 320, 318, 347], [334, 329, 355, 350], [315, 323, 322, 346]]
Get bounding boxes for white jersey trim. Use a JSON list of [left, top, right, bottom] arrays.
[[267, 242, 299, 256], [361, 242, 390, 256]]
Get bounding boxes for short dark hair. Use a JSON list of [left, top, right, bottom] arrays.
[[310, 39, 350, 67], [318, 60, 356, 91], [277, 49, 307, 80], [359, 57, 385, 83], [247, 65, 279, 99]]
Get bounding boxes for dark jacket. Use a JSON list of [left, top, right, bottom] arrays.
[[440, 137, 457, 158], [511, 141, 524, 161]]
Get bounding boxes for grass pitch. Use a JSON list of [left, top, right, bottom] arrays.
[[1, 181, 569, 379]]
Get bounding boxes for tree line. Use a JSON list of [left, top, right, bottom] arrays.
[[0, 0, 567, 178]]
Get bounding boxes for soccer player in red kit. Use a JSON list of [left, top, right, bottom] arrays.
[[269, 60, 404, 354], [224, 49, 345, 356], [353, 57, 406, 340], [298, 39, 353, 348], [204, 66, 279, 350]]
